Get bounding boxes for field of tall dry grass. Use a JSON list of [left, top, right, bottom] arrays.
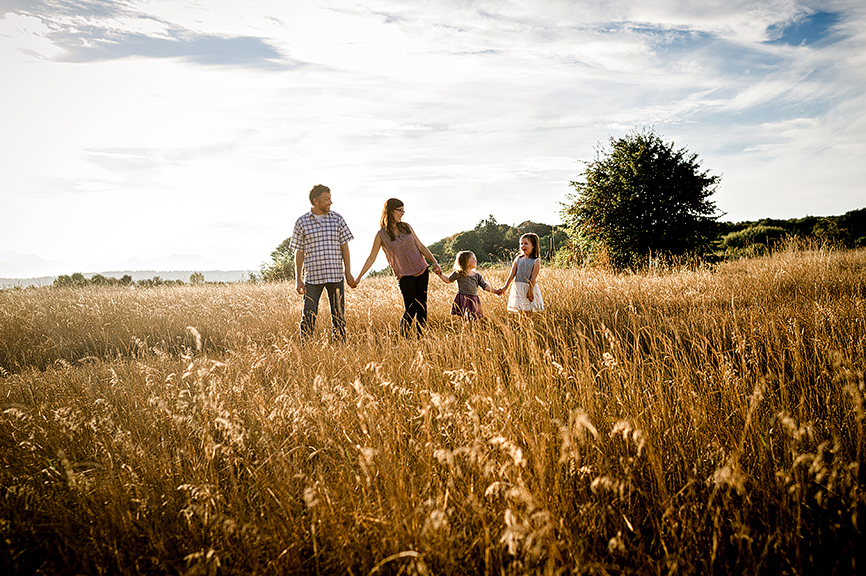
[[2, 245, 865, 575]]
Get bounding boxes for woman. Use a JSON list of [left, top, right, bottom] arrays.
[[353, 198, 443, 336]]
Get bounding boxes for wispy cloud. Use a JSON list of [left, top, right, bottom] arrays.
[[55, 28, 297, 69], [5, 0, 299, 68]]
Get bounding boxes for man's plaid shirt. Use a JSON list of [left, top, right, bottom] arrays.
[[289, 210, 354, 284]]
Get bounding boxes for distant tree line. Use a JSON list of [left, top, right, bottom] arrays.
[[52, 272, 207, 288], [422, 208, 865, 271], [717, 208, 866, 256], [427, 216, 568, 267]]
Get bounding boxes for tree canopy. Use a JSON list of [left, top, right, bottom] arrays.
[[260, 238, 295, 282], [427, 216, 566, 268], [561, 128, 721, 269]]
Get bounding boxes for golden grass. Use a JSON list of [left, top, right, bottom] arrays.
[[2, 245, 865, 575]]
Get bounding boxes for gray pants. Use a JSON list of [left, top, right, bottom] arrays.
[[300, 281, 346, 342]]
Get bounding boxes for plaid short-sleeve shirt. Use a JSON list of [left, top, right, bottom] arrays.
[[289, 210, 354, 284]]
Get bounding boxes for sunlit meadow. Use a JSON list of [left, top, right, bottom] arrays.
[[2, 244, 865, 575]]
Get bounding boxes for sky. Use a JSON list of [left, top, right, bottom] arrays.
[[1, 0, 865, 278]]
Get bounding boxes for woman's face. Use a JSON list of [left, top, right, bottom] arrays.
[[392, 205, 405, 223]]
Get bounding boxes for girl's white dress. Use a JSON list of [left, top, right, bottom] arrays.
[[507, 256, 544, 312]]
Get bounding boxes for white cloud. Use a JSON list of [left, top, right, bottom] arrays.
[[0, 12, 65, 60]]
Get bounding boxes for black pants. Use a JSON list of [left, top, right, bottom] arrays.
[[398, 268, 429, 337], [300, 281, 346, 342]]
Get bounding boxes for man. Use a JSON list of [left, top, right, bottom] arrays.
[[289, 184, 354, 342]]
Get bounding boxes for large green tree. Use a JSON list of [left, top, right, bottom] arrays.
[[562, 128, 721, 269], [260, 238, 295, 282]]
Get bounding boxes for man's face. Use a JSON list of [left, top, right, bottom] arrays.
[[313, 192, 332, 213]]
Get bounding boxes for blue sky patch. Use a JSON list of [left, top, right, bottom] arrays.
[[767, 11, 841, 46], [653, 31, 784, 78]]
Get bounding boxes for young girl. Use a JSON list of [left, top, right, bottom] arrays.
[[438, 250, 499, 320], [500, 233, 544, 313]]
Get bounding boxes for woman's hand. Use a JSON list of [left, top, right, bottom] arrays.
[[527, 285, 534, 302]]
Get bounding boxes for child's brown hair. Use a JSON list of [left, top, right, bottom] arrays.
[[521, 233, 540, 259]]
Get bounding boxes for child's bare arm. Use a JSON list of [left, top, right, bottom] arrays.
[[529, 258, 541, 283], [498, 259, 518, 293], [527, 258, 541, 301]]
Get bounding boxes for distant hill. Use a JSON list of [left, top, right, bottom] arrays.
[[0, 251, 69, 278], [86, 254, 226, 273], [0, 276, 56, 289], [0, 252, 237, 281]]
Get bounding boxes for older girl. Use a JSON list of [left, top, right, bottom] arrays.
[[499, 233, 544, 313]]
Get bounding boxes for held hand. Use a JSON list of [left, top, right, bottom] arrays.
[[345, 273, 355, 289], [432, 263, 442, 275]]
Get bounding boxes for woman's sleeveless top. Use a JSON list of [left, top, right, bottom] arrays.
[[378, 228, 428, 278]]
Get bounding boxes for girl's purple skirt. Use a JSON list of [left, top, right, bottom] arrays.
[[451, 293, 483, 320]]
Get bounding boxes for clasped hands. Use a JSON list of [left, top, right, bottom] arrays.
[[347, 262, 443, 290]]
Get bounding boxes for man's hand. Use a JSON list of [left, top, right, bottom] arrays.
[[296, 279, 305, 295], [345, 273, 355, 288]]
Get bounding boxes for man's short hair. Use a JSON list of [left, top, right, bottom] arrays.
[[309, 184, 330, 204]]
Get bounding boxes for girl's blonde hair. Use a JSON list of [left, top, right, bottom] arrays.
[[453, 250, 475, 277]]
